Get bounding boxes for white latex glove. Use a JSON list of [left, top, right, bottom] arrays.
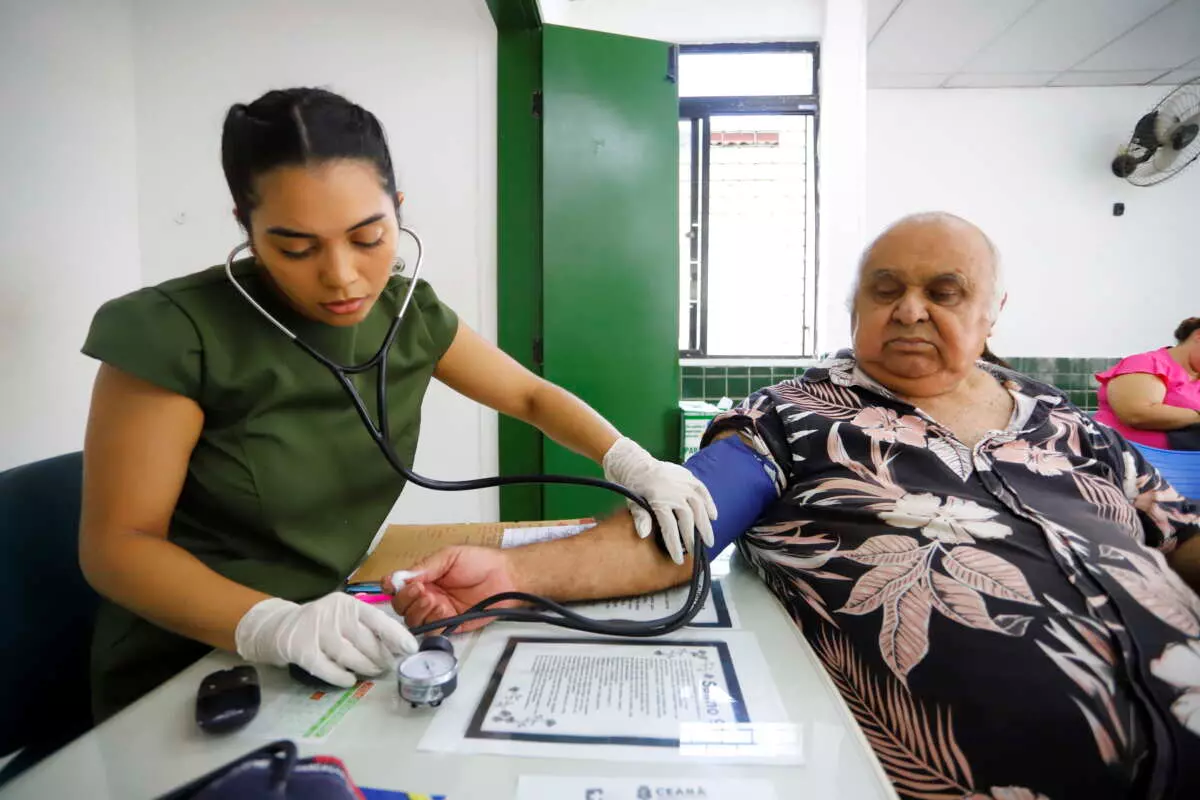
[[235, 592, 418, 687], [603, 437, 717, 564]]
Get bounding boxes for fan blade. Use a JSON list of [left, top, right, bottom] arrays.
[[1154, 86, 1200, 145], [1153, 110, 1174, 145], [1153, 146, 1180, 172], [1173, 111, 1200, 150], [1133, 110, 1161, 147]]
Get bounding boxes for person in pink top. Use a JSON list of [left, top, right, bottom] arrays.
[[1095, 316, 1200, 449]]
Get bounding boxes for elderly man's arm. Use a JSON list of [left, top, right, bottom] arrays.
[[512, 512, 694, 599], [388, 512, 693, 631], [1109, 425, 1200, 591], [388, 430, 780, 631], [1077, 416, 1200, 592]]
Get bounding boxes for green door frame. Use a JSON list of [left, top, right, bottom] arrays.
[[486, 0, 540, 30], [486, 3, 680, 522], [489, 0, 545, 521]]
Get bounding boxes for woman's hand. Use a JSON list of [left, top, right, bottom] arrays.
[[235, 593, 417, 687], [386, 546, 524, 633], [603, 437, 717, 564], [433, 324, 721, 556]]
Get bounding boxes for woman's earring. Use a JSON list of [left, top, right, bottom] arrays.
[[392, 256, 406, 276]]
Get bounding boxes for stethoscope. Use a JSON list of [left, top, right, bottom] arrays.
[[226, 228, 711, 707]]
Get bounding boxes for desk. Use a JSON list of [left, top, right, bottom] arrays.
[[3, 557, 897, 799]]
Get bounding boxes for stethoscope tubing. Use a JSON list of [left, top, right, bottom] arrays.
[[224, 230, 711, 637]]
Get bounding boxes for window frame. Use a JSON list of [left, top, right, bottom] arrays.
[[678, 41, 821, 360]]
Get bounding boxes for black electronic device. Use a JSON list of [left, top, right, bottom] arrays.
[[195, 665, 261, 734]]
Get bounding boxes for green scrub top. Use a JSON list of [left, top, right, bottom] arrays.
[[81, 259, 458, 721]]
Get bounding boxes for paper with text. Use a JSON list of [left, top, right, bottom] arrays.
[[501, 523, 596, 548], [472, 639, 742, 744], [419, 628, 799, 764]]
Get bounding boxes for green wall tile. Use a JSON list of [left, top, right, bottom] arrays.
[[771, 367, 800, 383], [704, 376, 727, 399], [680, 358, 1119, 412], [727, 377, 750, 399]]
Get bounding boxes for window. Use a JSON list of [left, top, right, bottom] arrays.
[[677, 43, 819, 358]]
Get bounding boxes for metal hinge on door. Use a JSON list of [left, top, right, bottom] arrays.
[[532, 337, 544, 367], [531, 90, 542, 118]]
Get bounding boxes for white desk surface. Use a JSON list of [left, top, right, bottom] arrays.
[[3, 556, 897, 800]]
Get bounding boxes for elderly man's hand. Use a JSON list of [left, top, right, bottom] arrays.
[[385, 546, 524, 633]]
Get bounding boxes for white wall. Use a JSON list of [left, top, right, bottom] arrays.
[[131, 0, 498, 523], [1, 0, 497, 525], [867, 87, 1197, 358], [816, 0, 867, 353], [537, 0, 823, 43], [0, 0, 142, 470]]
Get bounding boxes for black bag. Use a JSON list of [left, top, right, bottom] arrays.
[[1166, 423, 1200, 451], [157, 740, 362, 800]]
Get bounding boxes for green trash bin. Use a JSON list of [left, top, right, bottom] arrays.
[[678, 400, 726, 462]]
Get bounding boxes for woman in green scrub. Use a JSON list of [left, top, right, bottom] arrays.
[[80, 87, 715, 721]]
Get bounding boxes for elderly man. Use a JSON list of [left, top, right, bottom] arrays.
[[391, 213, 1200, 800]]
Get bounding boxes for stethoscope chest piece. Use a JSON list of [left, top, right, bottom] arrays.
[[397, 635, 458, 709]]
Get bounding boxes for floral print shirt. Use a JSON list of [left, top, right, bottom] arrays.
[[704, 351, 1200, 800]]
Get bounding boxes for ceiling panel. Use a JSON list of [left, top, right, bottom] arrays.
[[1152, 57, 1200, 84], [945, 72, 1058, 88], [868, 72, 950, 88], [869, 0, 1039, 74], [962, 0, 1174, 73], [1049, 69, 1168, 86], [1075, 0, 1200, 71], [868, 0, 903, 40]]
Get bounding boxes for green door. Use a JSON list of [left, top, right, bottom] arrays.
[[541, 24, 681, 519]]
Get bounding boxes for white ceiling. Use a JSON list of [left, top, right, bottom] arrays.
[[869, 0, 1200, 89]]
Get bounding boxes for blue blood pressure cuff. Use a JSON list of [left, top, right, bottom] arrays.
[[683, 434, 780, 558]]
